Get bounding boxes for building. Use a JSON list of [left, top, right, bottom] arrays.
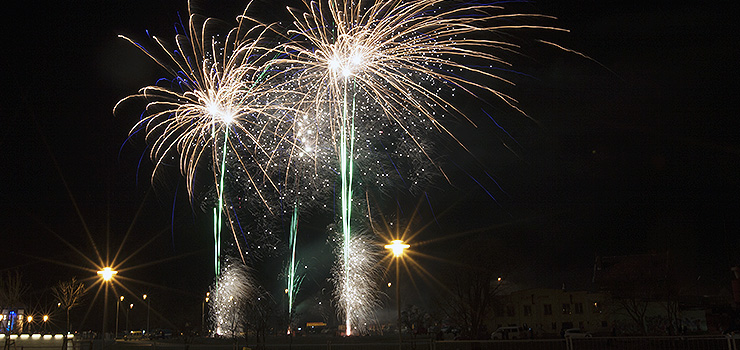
[[490, 288, 611, 337]]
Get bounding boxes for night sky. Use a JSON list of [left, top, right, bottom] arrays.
[[1, 0, 738, 331]]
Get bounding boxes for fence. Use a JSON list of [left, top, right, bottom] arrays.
[[60, 336, 739, 350], [435, 336, 739, 350]]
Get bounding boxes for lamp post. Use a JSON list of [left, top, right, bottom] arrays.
[[385, 240, 409, 350], [125, 304, 133, 337], [26, 315, 33, 334], [201, 292, 210, 337], [97, 267, 118, 341], [116, 296, 124, 339], [143, 294, 150, 336]]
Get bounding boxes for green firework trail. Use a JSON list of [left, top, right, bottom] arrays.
[[286, 202, 303, 332], [339, 78, 356, 334], [213, 127, 230, 276]]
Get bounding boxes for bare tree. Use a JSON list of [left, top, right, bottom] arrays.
[[1, 270, 29, 350], [52, 278, 86, 350], [241, 287, 274, 350], [593, 254, 671, 335], [435, 237, 517, 339]]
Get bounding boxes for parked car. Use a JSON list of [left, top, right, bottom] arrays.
[[564, 328, 592, 338], [491, 326, 523, 340]]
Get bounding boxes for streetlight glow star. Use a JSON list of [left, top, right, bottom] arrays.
[[385, 240, 410, 257], [97, 267, 117, 281]]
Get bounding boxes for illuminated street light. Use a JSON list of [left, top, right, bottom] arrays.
[[143, 294, 150, 336], [385, 240, 410, 257], [116, 296, 124, 339], [385, 240, 409, 350], [126, 304, 133, 335], [98, 266, 118, 341], [201, 292, 210, 337], [97, 267, 118, 282], [26, 315, 33, 334]]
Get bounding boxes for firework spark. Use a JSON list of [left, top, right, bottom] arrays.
[[284, 203, 304, 334], [209, 257, 257, 337], [331, 228, 384, 336]]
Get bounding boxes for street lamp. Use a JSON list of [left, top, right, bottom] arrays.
[[143, 294, 150, 336], [116, 296, 124, 339], [98, 267, 117, 341], [43, 315, 49, 334], [26, 315, 33, 334], [97, 267, 118, 281], [125, 304, 133, 336], [201, 292, 210, 337], [385, 240, 409, 350]]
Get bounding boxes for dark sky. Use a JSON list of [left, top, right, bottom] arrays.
[[1, 0, 739, 331]]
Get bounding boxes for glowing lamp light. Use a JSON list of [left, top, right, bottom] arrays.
[[43, 315, 49, 322], [97, 267, 117, 281], [385, 240, 410, 257]]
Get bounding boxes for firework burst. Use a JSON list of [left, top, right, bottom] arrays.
[[281, 0, 566, 150], [115, 3, 309, 268], [277, 0, 565, 333]]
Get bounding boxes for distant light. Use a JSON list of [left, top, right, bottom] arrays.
[[129, 304, 133, 309], [120, 296, 124, 302], [43, 315, 49, 322], [388, 282, 392, 288], [143, 294, 147, 300], [27, 315, 33, 323]]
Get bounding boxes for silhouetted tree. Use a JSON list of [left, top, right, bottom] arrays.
[[52, 277, 87, 350], [1, 271, 29, 350], [593, 253, 672, 334], [435, 237, 517, 339]]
